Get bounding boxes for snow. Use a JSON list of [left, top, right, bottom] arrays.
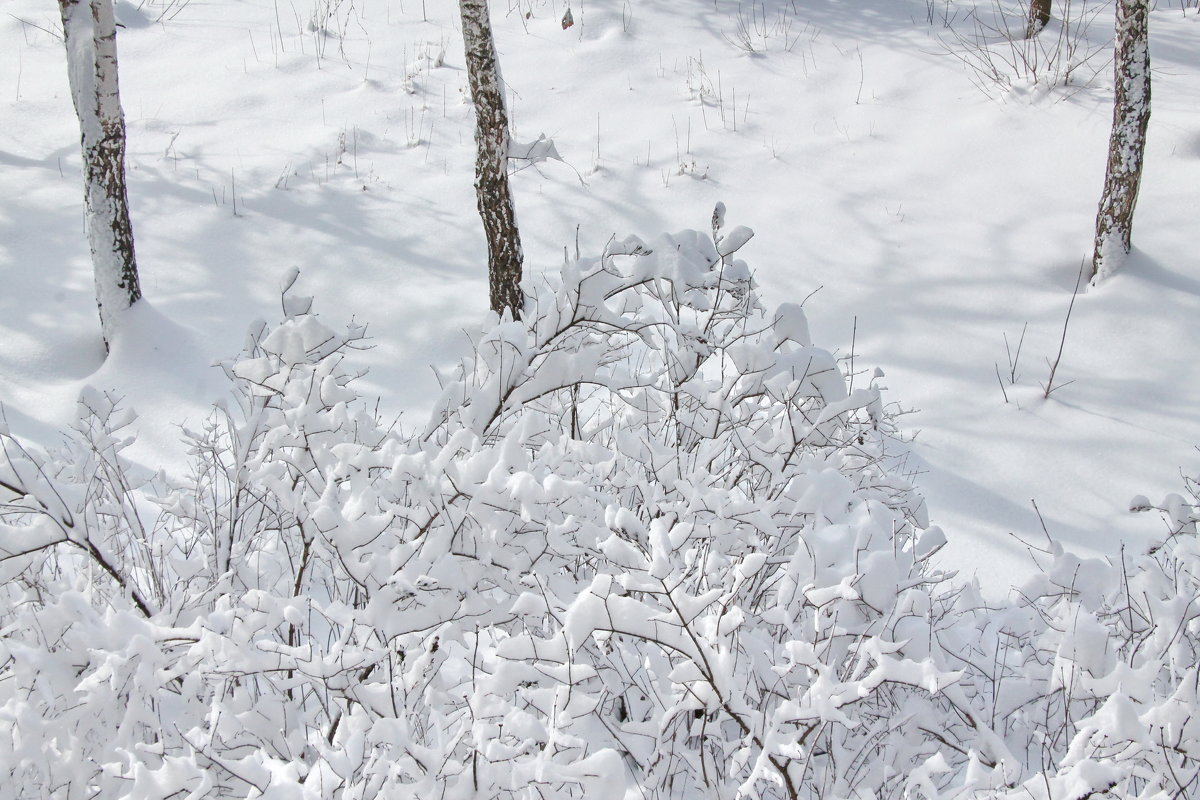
[[1, 2, 1199, 607]]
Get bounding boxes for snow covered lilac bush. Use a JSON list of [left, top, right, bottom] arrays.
[[936, 513, 1200, 800], [7, 210, 1194, 799], [0, 212, 959, 799], [410, 211, 957, 799]]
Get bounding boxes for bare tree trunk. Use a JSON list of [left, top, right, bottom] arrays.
[[459, 0, 524, 320], [1026, 0, 1052, 37], [1091, 0, 1150, 284], [59, 0, 142, 350]]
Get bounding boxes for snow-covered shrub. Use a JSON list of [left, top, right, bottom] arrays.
[[0, 278, 383, 799], [412, 211, 958, 799], [937, 502, 1200, 800], [15, 207, 1197, 800], [1, 211, 974, 799]]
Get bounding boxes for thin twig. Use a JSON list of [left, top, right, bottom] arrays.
[[1042, 260, 1085, 399]]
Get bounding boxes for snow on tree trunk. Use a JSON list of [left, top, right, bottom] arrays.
[[1091, 0, 1150, 284], [1026, 0, 1052, 37], [59, 0, 142, 350], [459, 0, 524, 320]]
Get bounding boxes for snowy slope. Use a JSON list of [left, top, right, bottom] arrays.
[[2, 0, 1198, 593]]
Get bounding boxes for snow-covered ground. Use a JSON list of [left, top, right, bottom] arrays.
[[2, 0, 1198, 594]]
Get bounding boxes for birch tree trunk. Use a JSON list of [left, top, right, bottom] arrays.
[[1026, 0, 1052, 37], [1091, 0, 1150, 284], [59, 0, 143, 350], [459, 0, 524, 320]]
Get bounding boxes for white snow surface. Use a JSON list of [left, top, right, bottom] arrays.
[[2, 0, 1199, 595]]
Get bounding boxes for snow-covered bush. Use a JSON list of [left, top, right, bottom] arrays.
[[18, 209, 1195, 799], [408, 210, 957, 799], [935, 500, 1200, 800], [0, 211, 959, 799]]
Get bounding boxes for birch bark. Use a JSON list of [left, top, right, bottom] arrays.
[[59, 0, 142, 349], [460, 0, 524, 319], [1091, 0, 1151, 284], [1026, 0, 1052, 38]]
